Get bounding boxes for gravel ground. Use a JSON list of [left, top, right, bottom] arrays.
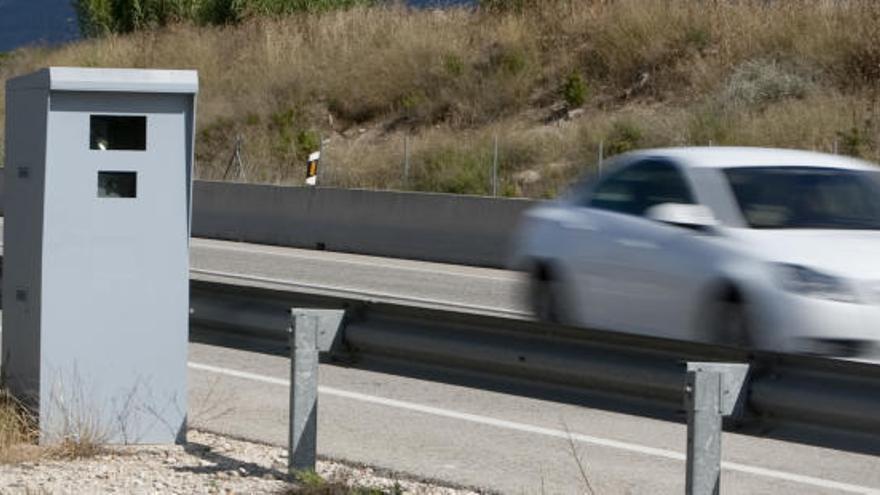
[[0, 430, 484, 494]]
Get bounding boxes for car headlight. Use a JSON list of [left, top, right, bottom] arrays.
[[775, 264, 857, 303]]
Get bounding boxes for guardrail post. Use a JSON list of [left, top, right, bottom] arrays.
[[685, 362, 749, 495], [288, 309, 345, 474]]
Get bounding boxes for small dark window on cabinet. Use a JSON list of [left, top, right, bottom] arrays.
[[90, 115, 146, 150], [97, 171, 137, 198]]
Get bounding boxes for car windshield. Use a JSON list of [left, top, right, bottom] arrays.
[[724, 166, 880, 230]]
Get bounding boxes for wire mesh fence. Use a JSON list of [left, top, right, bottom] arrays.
[[199, 124, 880, 199], [203, 130, 611, 199]]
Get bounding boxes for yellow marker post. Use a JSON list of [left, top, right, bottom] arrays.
[[306, 151, 320, 186]]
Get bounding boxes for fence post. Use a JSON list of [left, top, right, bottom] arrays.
[[318, 135, 325, 185], [223, 134, 247, 181], [685, 362, 749, 495], [403, 134, 410, 189], [492, 134, 499, 197], [288, 309, 346, 474]]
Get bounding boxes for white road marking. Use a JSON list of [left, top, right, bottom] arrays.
[[188, 361, 880, 495]]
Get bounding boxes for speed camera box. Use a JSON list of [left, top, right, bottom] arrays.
[[3, 67, 198, 444]]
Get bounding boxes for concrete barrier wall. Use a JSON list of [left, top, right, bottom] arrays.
[[0, 175, 535, 266], [192, 181, 537, 267], [0, 175, 535, 267]]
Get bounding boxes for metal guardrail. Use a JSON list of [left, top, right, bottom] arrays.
[[190, 277, 880, 446], [282, 307, 758, 493]]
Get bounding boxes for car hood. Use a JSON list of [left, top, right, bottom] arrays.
[[726, 228, 880, 279]]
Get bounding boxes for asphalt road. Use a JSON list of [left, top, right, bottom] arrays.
[[190, 238, 528, 318], [188, 338, 880, 495], [0, 218, 528, 319]]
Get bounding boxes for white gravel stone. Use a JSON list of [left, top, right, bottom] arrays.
[[0, 430, 484, 494]]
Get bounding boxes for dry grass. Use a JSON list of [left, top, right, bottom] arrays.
[[283, 470, 401, 495], [2, 0, 880, 197], [0, 387, 108, 464], [0, 389, 40, 464], [282, 482, 390, 495], [47, 435, 108, 460]]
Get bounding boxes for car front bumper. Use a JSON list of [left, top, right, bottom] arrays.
[[760, 291, 880, 357]]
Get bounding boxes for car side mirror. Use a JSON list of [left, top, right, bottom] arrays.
[[646, 203, 717, 230]]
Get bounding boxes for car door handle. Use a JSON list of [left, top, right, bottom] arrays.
[[615, 238, 657, 249]]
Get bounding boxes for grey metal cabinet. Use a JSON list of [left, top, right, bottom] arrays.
[[3, 68, 198, 444]]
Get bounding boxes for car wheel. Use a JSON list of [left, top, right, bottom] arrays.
[[529, 264, 568, 324], [711, 296, 753, 349]]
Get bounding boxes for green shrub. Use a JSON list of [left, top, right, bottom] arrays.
[[479, 0, 542, 13], [682, 25, 711, 52], [411, 147, 491, 195], [270, 108, 297, 132], [296, 129, 321, 155], [74, 0, 195, 36], [605, 120, 642, 156], [73, 0, 115, 37], [269, 108, 297, 157], [285, 469, 403, 494], [73, 0, 378, 36], [490, 45, 529, 76], [198, 0, 244, 25], [443, 54, 465, 77], [497, 136, 542, 172], [293, 469, 326, 487], [562, 72, 588, 108], [248, 0, 376, 16], [400, 92, 424, 113], [687, 106, 732, 146], [836, 117, 875, 158], [245, 113, 261, 126]]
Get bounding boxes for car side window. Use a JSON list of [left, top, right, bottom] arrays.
[[589, 160, 694, 216]]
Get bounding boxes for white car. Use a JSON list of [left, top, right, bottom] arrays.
[[510, 147, 880, 357]]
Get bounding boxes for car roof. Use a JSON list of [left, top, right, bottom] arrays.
[[622, 146, 879, 172]]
